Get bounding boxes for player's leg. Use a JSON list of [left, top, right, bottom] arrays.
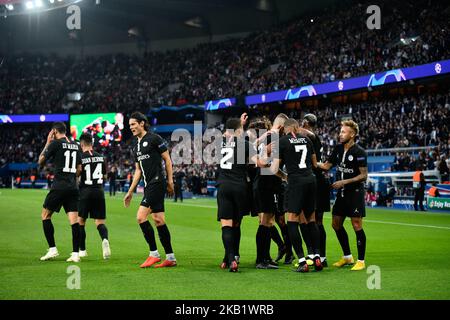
[[315, 210, 327, 266], [232, 218, 241, 264], [287, 212, 308, 272], [40, 208, 59, 261], [332, 214, 354, 267], [66, 211, 81, 262], [350, 217, 366, 271], [256, 213, 278, 269], [95, 219, 110, 259], [414, 188, 419, 211], [276, 214, 293, 264], [221, 218, 238, 272], [137, 205, 161, 268], [152, 211, 177, 267], [78, 216, 88, 257], [298, 212, 313, 262], [304, 211, 323, 271]]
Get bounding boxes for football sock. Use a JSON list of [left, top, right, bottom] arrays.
[[233, 226, 241, 257], [280, 224, 292, 255], [300, 223, 313, 255], [287, 221, 305, 260], [157, 224, 173, 254], [71, 223, 81, 253], [262, 225, 272, 261], [355, 229, 366, 261], [222, 226, 235, 264], [139, 221, 157, 251], [97, 224, 108, 240], [318, 223, 326, 258], [256, 225, 264, 264], [42, 219, 55, 248], [270, 226, 284, 249], [335, 227, 351, 256], [307, 222, 321, 256], [79, 225, 86, 251]]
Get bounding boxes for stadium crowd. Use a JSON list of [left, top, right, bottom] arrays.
[[1, 0, 448, 115]]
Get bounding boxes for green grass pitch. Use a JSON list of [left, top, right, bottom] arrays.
[[0, 189, 449, 300]]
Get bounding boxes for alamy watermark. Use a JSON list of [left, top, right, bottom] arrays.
[[66, 265, 81, 290], [366, 265, 381, 289]]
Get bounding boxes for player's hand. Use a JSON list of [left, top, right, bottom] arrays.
[[331, 180, 345, 189], [167, 181, 174, 197], [124, 192, 132, 208], [240, 113, 248, 126], [46, 129, 55, 144]]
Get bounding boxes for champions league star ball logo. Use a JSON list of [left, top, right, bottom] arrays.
[[348, 155, 353, 161], [143, 142, 148, 147], [435, 63, 442, 74], [338, 81, 344, 91]]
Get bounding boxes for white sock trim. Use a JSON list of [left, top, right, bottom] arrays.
[[150, 250, 160, 258], [344, 254, 353, 260], [166, 253, 176, 261]]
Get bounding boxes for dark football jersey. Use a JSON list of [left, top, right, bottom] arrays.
[[132, 132, 168, 187], [255, 131, 282, 186], [273, 132, 315, 177], [79, 150, 106, 189], [43, 137, 82, 190], [327, 143, 367, 191], [217, 136, 255, 185]]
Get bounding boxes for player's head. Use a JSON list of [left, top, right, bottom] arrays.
[[340, 119, 359, 144], [129, 112, 149, 137], [302, 113, 317, 130], [272, 113, 288, 129], [52, 122, 67, 137], [79, 133, 93, 150], [283, 118, 299, 134], [225, 118, 243, 136]]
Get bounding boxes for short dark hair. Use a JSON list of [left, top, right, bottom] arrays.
[[79, 133, 93, 145], [130, 112, 149, 130], [52, 122, 66, 134], [225, 118, 242, 131], [284, 118, 299, 129], [303, 113, 317, 127]]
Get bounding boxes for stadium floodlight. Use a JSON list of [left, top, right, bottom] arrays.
[[25, 1, 34, 9], [35, 0, 44, 7], [5, 4, 14, 11], [49, 0, 55, 3]]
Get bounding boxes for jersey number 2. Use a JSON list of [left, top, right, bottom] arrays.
[[63, 151, 77, 173], [294, 145, 307, 169], [220, 147, 233, 170]]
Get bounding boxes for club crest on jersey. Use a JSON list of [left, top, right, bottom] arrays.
[[143, 141, 148, 147], [348, 155, 353, 161]]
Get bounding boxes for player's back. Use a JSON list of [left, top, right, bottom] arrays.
[[80, 150, 106, 189], [277, 132, 315, 177], [44, 137, 81, 190], [217, 136, 254, 186]]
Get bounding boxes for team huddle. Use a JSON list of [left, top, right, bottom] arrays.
[[37, 111, 368, 273], [216, 113, 368, 273]]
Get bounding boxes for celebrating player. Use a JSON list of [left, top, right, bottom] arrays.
[[77, 133, 111, 260], [317, 120, 368, 271], [270, 119, 323, 273], [123, 112, 177, 268], [38, 122, 82, 263]]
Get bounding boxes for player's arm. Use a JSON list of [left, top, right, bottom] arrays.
[[123, 162, 142, 208], [332, 166, 368, 189], [161, 151, 174, 197], [38, 130, 56, 167], [317, 161, 333, 171]]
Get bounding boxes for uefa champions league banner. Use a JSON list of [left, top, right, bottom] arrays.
[[205, 98, 237, 111], [0, 114, 69, 123], [245, 59, 450, 105]]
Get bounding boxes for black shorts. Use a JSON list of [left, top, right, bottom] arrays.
[[316, 176, 331, 213], [140, 182, 166, 213], [248, 181, 259, 217], [78, 188, 106, 220], [253, 180, 278, 215], [217, 183, 249, 221], [286, 175, 316, 216], [332, 188, 366, 218], [43, 189, 80, 213]]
